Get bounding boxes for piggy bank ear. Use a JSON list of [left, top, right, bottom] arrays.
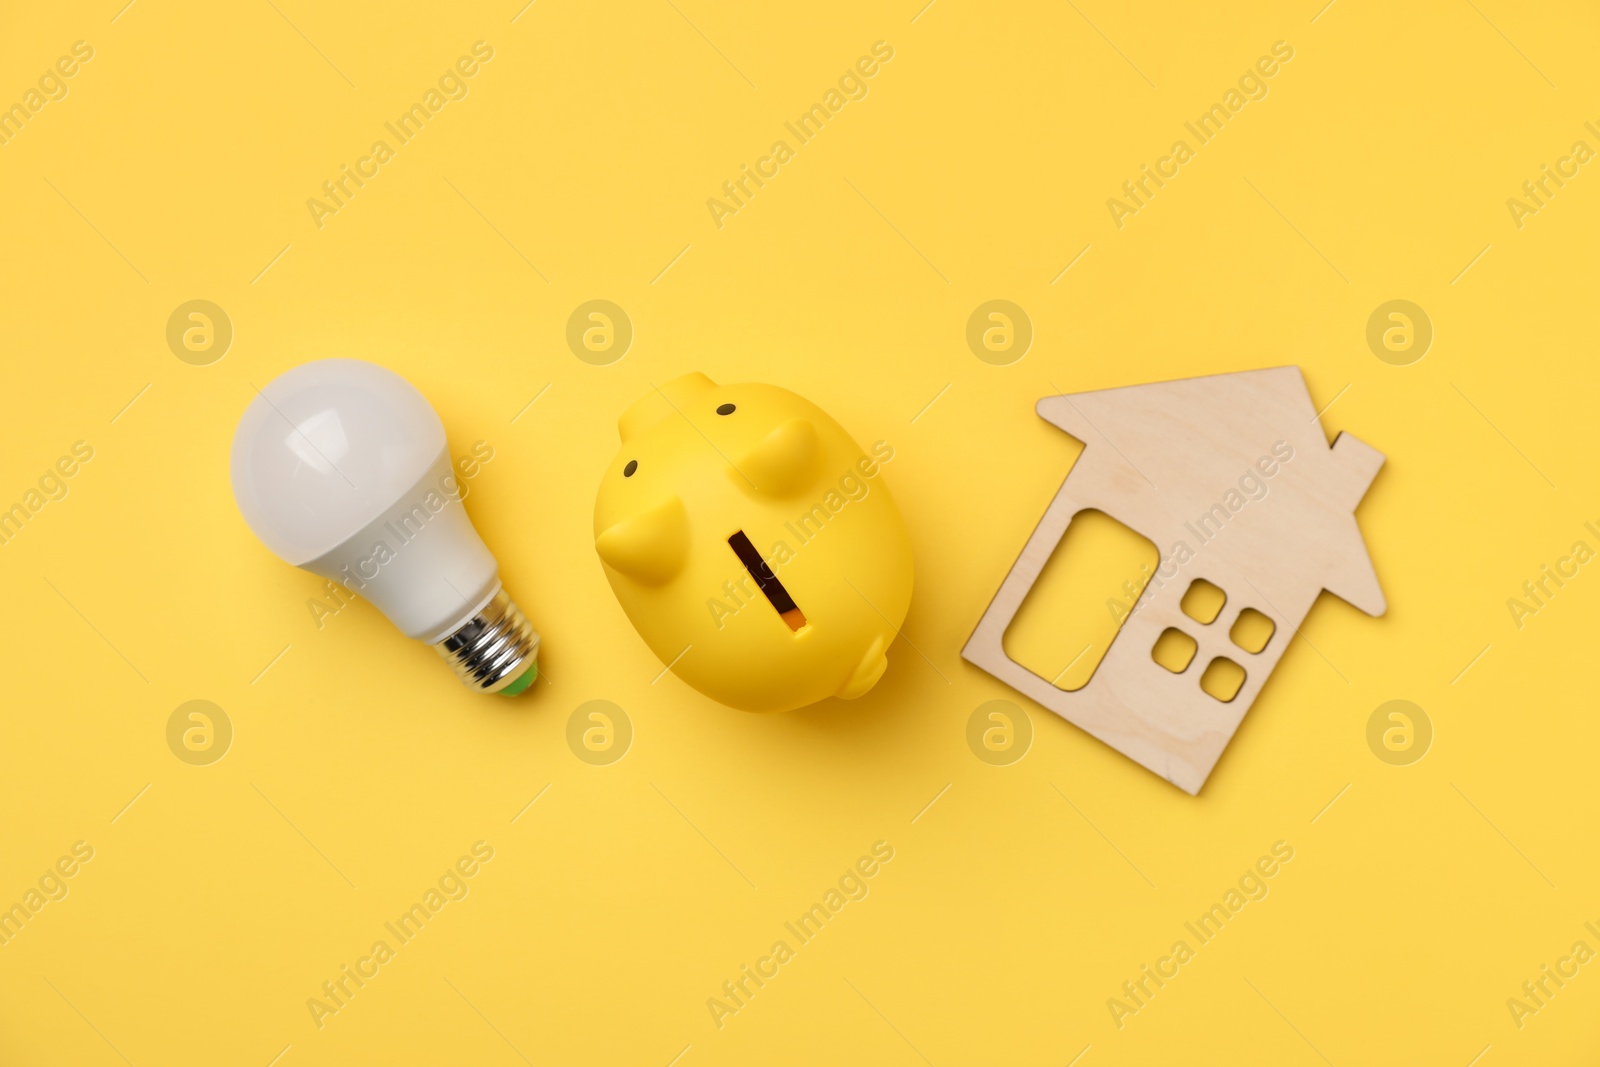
[[595, 497, 690, 585], [731, 418, 821, 496]]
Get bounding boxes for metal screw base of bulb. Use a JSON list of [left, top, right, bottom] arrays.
[[435, 590, 540, 694]]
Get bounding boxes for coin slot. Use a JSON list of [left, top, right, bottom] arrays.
[[727, 530, 806, 631]]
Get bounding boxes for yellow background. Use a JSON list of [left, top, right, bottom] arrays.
[[2, 0, 1597, 1063]]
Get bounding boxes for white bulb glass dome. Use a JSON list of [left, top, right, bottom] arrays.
[[231, 358, 444, 565]]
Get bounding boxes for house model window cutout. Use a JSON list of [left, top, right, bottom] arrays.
[[961, 367, 1385, 795]]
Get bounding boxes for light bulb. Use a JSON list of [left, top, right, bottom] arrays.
[[229, 358, 539, 694]]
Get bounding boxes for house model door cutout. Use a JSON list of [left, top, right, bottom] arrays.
[[961, 367, 1385, 795]]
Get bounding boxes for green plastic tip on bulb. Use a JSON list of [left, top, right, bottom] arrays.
[[498, 663, 538, 696]]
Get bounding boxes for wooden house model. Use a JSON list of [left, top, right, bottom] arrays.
[[962, 367, 1385, 794]]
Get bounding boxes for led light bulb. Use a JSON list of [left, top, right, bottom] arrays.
[[230, 358, 539, 694]]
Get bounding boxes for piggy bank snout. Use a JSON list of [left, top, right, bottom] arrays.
[[595, 496, 689, 585]]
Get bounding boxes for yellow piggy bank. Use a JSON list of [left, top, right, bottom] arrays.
[[593, 373, 914, 712]]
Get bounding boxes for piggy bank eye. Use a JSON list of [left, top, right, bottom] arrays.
[[623, 460, 638, 477], [716, 403, 736, 415]]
